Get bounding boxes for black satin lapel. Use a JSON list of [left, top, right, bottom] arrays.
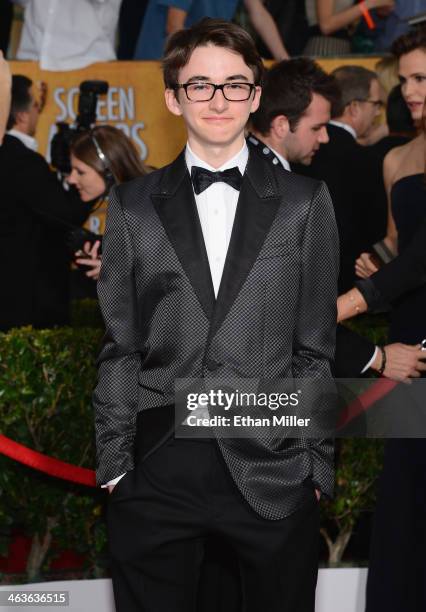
[[210, 162, 281, 337], [152, 166, 215, 320]]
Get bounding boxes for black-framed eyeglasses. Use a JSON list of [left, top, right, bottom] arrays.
[[354, 98, 385, 110], [174, 82, 256, 102]]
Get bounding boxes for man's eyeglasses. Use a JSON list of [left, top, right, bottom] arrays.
[[174, 82, 256, 102], [354, 98, 385, 110]]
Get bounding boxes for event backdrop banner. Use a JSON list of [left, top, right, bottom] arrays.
[[9, 58, 380, 234]]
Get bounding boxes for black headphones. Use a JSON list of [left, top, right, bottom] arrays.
[[90, 129, 116, 192]]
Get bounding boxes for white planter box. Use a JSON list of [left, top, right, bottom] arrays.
[[0, 568, 368, 612]]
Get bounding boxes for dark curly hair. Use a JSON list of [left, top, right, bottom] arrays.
[[251, 58, 340, 135]]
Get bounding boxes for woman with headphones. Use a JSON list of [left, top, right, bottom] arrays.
[[67, 125, 148, 279]]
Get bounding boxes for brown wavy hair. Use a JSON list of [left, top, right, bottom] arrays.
[[162, 18, 264, 90], [70, 125, 148, 183], [391, 25, 426, 59]]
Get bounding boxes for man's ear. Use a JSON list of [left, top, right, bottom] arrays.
[[165, 88, 183, 116], [14, 110, 28, 131], [270, 114, 290, 140], [347, 100, 359, 120]]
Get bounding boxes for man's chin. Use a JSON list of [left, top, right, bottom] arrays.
[[199, 131, 246, 150]]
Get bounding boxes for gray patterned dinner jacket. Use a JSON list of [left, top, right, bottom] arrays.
[[93, 147, 339, 519]]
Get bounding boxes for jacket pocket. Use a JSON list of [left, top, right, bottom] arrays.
[[257, 240, 291, 260]]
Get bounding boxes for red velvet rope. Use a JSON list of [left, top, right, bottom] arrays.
[[0, 378, 398, 486], [337, 377, 398, 429], [0, 434, 96, 487]]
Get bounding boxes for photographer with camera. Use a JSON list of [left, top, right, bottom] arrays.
[[68, 125, 149, 280], [0, 75, 93, 331]]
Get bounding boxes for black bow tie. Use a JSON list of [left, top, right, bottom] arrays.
[[191, 165, 243, 195]]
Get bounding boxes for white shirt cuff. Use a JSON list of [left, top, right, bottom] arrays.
[[101, 473, 126, 488], [361, 346, 378, 373]]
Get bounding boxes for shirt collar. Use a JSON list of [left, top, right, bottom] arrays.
[[7, 129, 38, 152], [269, 146, 291, 172], [328, 120, 357, 140], [185, 141, 248, 176]]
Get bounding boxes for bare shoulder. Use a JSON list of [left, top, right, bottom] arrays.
[[383, 141, 408, 170], [383, 138, 421, 185]]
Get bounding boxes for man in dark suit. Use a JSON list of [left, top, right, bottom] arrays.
[[297, 65, 388, 293], [0, 75, 90, 331], [94, 19, 339, 612]]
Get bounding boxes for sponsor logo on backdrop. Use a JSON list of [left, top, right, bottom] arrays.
[[47, 86, 148, 162]]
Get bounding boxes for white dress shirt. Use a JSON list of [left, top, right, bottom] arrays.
[[185, 142, 248, 296], [15, 0, 121, 71], [269, 146, 291, 172], [104, 141, 248, 488], [7, 129, 38, 151], [328, 120, 357, 140]]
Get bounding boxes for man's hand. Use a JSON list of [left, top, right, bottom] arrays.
[[370, 343, 426, 382], [107, 484, 115, 494], [355, 252, 379, 279], [315, 489, 321, 501]]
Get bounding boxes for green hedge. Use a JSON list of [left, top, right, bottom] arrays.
[[0, 307, 388, 580], [0, 326, 106, 582]]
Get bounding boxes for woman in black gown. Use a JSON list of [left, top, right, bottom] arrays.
[[365, 168, 426, 612], [338, 30, 426, 611]]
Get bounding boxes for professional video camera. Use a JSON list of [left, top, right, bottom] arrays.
[[50, 80, 109, 174]]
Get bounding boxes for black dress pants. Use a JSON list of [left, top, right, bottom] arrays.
[[107, 438, 320, 612]]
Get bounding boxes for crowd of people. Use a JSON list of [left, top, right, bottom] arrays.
[[1, 0, 426, 66], [1, 5, 426, 612]]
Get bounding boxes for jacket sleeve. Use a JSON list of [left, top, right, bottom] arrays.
[[334, 324, 376, 377], [93, 185, 142, 485], [356, 217, 426, 307], [292, 181, 339, 497], [15, 149, 90, 228]]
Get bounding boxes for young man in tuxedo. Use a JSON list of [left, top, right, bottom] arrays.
[[94, 19, 338, 612]]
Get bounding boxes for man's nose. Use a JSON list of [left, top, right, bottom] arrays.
[[209, 87, 228, 111], [318, 126, 329, 144]]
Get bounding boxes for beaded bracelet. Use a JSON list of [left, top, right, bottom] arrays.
[[348, 290, 361, 314]]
